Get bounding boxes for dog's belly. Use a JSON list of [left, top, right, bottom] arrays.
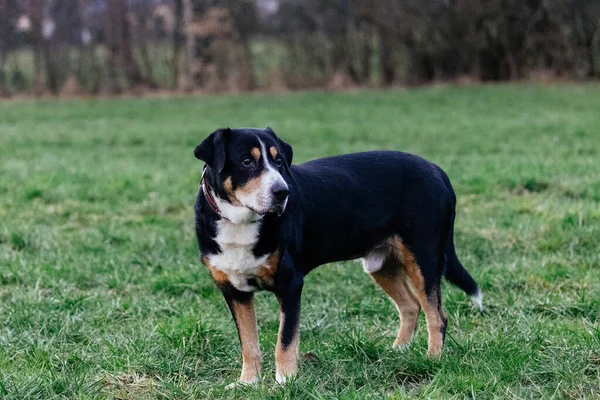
[[206, 219, 269, 292]]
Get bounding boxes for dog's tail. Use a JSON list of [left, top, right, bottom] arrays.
[[444, 233, 482, 311], [440, 171, 482, 310], [445, 244, 482, 310], [438, 165, 482, 311]]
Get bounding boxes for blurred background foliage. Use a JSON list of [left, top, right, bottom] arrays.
[[0, 0, 599, 97]]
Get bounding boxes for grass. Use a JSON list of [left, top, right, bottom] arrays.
[[0, 84, 599, 399]]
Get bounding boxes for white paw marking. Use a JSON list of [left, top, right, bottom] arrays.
[[224, 377, 258, 390], [471, 290, 483, 311], [275, 372, 287, 384], [393, 331, 414, 351], [393, 342, 411, 351]]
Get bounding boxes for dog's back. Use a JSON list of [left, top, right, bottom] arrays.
[[287, 151, 455, 270]]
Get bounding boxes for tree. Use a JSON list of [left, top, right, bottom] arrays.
[[0, 0, 8, 95], [173, 0, 193, 90], [570, 0, 600, 77], [104, 0, 146, 93], [25, 0, 46, 94]]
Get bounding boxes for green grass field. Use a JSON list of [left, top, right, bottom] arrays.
[[1, 84, 599, 399]]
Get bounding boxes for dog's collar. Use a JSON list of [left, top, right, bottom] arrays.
[[201, 166, 224, 219]]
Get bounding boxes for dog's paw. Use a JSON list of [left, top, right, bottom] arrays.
[[225, 377, 258, 390], [426, 349, 443, 359], [275, 371, 297, 385], [275, 372, 287, 385], [393, 336, 413, 351], [392, 341, 411, 351]]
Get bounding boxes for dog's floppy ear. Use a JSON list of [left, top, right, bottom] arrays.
[[265, 126, 293, 168], [194, 128, 231, 172]]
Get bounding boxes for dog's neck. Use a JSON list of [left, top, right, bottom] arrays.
[[202, 168, 262, 225], [212, 190, 262, 224]]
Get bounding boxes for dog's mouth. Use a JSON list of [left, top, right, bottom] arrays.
[[250, 199, 287, 217], [271, 197, 288, 216], [270, 205, 285, 217], [250, 205, 285, 218], [236, 189, 289, 218]]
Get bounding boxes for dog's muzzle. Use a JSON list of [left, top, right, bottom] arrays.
[[270, 181, 289, 216], [270, 198, 288, 216]]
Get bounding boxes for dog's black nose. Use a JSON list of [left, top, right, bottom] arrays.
[[272, 183, 289, 202]]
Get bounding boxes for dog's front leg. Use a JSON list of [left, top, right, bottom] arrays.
[[220, 284, 261, 386], [274, 277, 303, 384]]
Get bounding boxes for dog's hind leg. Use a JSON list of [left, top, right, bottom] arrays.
[[366, 252, 421, 349], [389, 238, 448, 358]]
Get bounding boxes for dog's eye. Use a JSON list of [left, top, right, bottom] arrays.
[[275, 157, 283, 167], [242, 157, 253, 167]]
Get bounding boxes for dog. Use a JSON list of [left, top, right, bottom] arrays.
[[193, 127, 481, 386]]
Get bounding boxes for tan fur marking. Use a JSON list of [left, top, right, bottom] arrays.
[[388, 237, 446, 357], [231, 299, 261, 383], [255, 251, 280, 288], [269, 146, 278, 158], [251, 147, 261, 161], [370, 263, 420, 347], [233, 172, 267, 200], [223, 177, 242, 206], [223, 177, 233, 194], [275, 308, 299, 381], [202, 256, 229, 285]]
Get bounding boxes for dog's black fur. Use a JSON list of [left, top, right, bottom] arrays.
[[194, 127, 480, 385]]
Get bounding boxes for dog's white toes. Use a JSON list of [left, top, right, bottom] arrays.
[[276, 372, 295, 385], [392, 342, 411, 351], [225, 378, 258, 390], [275, 372, 286, 385]]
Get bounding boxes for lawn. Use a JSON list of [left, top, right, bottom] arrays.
[[0, 84, 599, 399]]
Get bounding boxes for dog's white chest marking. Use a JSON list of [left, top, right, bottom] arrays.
[[206, 219, 269, 292]]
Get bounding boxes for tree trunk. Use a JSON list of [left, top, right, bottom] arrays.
[[239, 39, 256, 90], [120, 6, 144, 88], [77, 0, 93, 93], [378, 25, 395, 85], [138, 43, 157, 88], [184, 0, 194, 90], [357, 19, 372, 83], [29, 0, 47, 95], [136, 12, 157, 89], [173, 0, 185, 89], [173, 0, 194, 90], [105, 0, 145, 93], [0, 0, 7, 95], [105, 0, 122, 93], [42, 41, 61, 94], [343, 14, 360, 83], [589, 24, 600, 77]]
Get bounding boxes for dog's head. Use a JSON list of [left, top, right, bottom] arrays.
[[194, 127, 293, 219]]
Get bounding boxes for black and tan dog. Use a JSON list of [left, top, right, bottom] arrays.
[[193, 127, 481, 386]]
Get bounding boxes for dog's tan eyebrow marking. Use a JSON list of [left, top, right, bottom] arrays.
[[251, 147, 261, 161], [269, 146, 278, 158]]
